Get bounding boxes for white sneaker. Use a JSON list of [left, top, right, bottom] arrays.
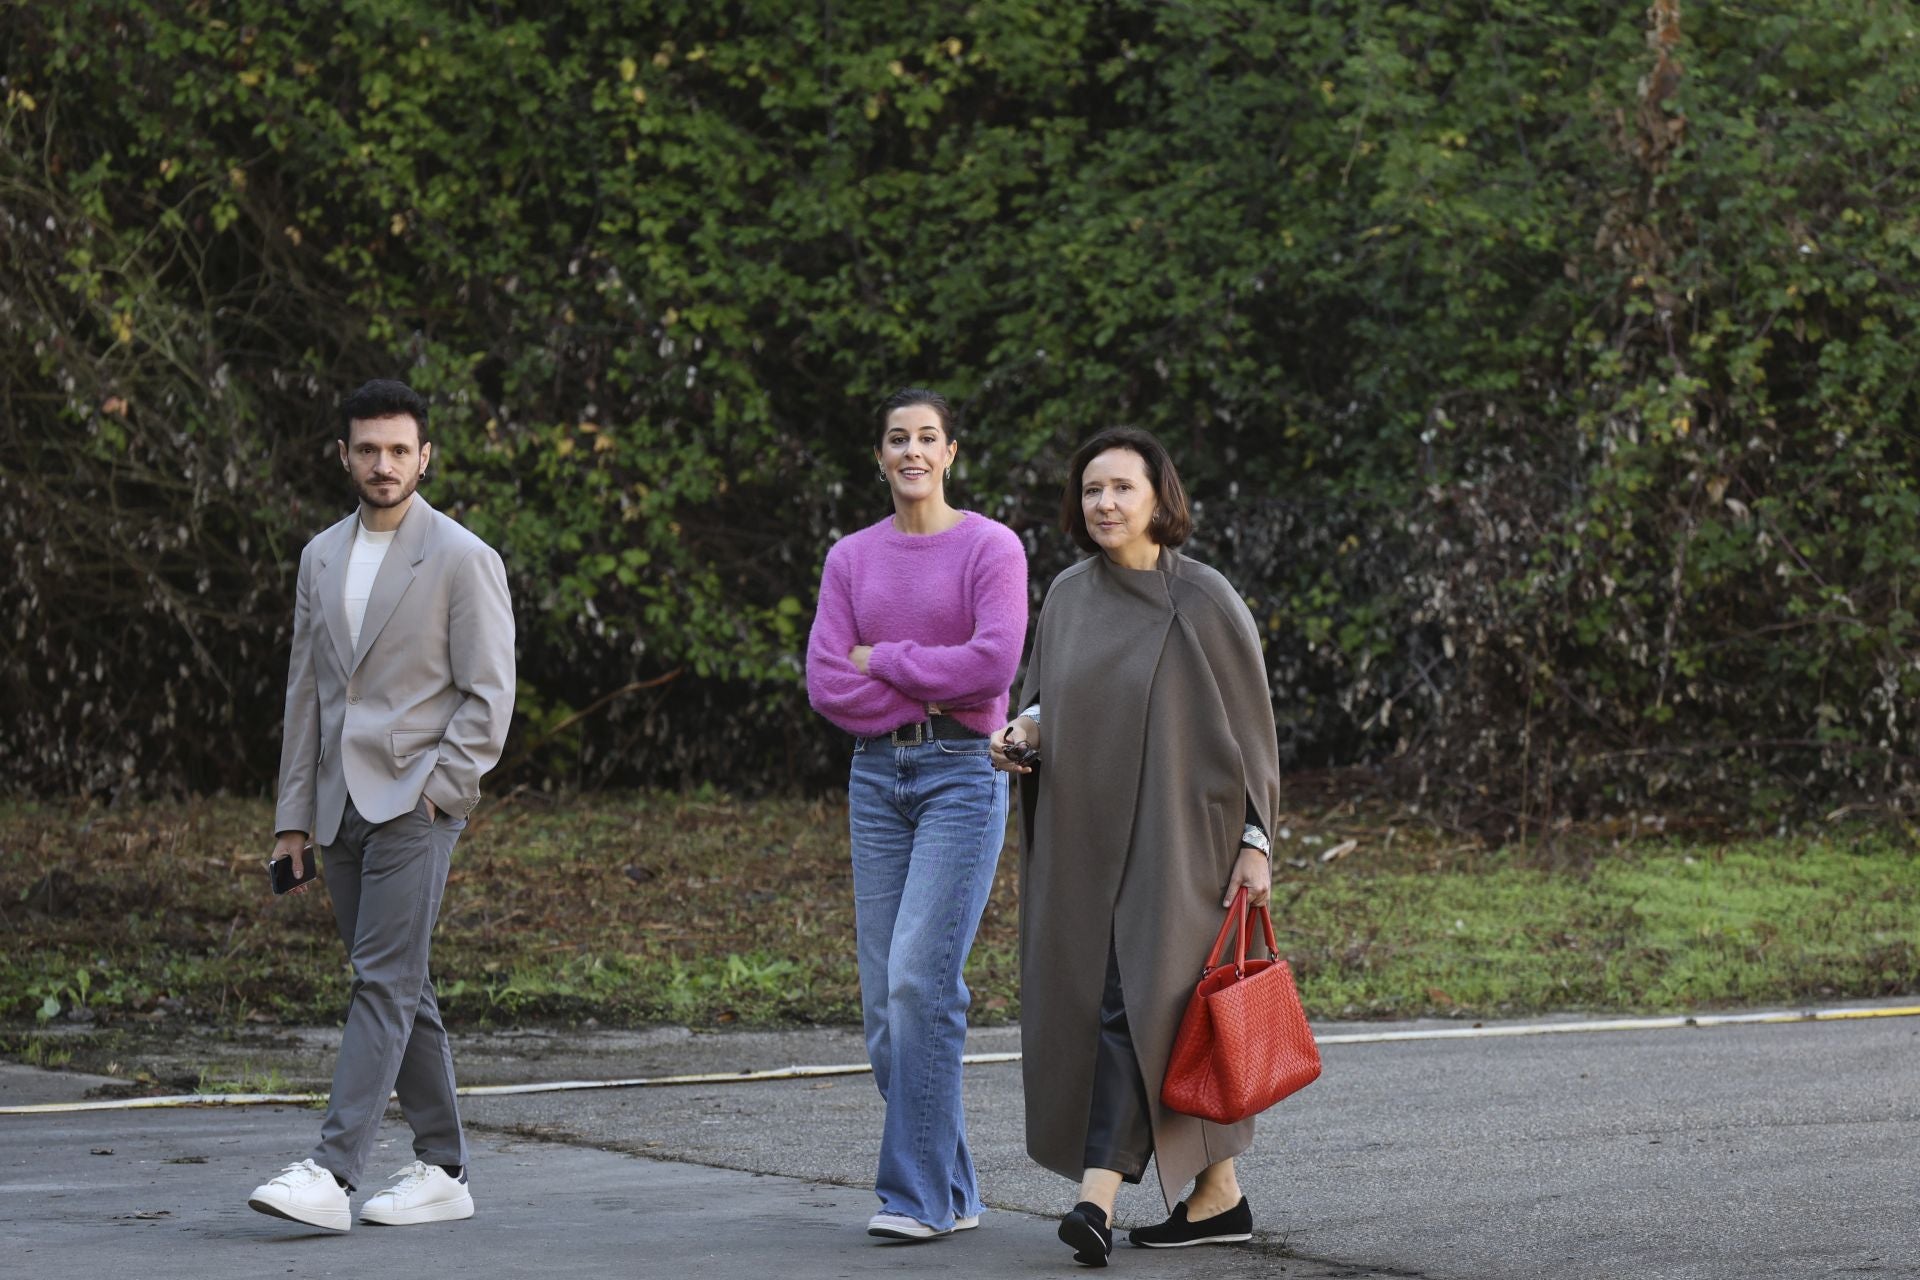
[[955, 1214, 981, 1231], [358, 1160, 475, 1226], [868, 1211, 950, 1240], [247, 1158, 351, 1231]]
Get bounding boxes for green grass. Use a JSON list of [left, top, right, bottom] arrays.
[[193, 1064, 298, 1095], [1, 795, 1915, 1032], [1287, 841, 1920, 1017], [7, 1034, 73, 1070]]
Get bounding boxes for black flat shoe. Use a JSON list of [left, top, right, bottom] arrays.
[[1058, 1201, 1113, 1267], [1128, 1196, 1253, 1248]]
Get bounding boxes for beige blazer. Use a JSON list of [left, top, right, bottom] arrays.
[[274, 495, 516, 847]]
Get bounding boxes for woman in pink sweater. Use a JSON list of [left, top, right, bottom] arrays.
[[805, 388, 1028, 1242]]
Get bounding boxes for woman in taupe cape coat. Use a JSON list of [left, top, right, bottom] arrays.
[[991, 427, 1282, 1267]]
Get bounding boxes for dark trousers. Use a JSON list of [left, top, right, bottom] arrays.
[[310, 796, 468, 1187], [1083, 937, 1154, 1181]]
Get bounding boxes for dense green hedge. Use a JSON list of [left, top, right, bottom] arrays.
[[3, 1, 1916, 825]]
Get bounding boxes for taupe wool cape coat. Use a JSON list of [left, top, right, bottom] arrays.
[[1017, 547, 1282, 1210]]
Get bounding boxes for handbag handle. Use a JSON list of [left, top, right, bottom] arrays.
[[1200, 886, 1280, 977]]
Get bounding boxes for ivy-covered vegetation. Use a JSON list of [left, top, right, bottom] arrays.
[[3, 1, 1916, 826]]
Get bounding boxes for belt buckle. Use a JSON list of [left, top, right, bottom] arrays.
[[889, 721, 927, 747]]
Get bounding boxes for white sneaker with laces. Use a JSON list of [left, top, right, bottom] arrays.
[[868, 1211, 950, 1240], [247, 1158, 350, 1231], [358, 1160, 475, 1226]]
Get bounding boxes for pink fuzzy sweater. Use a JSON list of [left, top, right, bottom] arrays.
[[806, 511, 1029, 738]]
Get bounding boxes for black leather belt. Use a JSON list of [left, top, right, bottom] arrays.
[[882, 717, 986, 746]]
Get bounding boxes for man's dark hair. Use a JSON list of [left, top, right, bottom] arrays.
[[339, 379, 430, 445], [875, 387, 958, 445], [1060, 426, 1194, 553]]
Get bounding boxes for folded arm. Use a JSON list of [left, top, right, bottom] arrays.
[[806, 549, 924, 733], [866, 533, 1028, 706]]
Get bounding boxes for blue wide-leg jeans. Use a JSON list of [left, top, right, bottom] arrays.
[[848, 734, 1007, 1230]]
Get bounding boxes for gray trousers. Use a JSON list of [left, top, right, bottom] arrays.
[[310, 796, 468, 1187], [1084, 936, 1153, 1182]]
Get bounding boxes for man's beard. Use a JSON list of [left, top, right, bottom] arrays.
[[353, 470, 420, 509]]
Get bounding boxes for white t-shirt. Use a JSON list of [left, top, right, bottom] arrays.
[[344, 522, 397, 650]]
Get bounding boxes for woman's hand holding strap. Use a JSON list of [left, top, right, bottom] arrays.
[[1223, 844, 1271, 908]]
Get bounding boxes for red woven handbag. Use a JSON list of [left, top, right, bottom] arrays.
[[1160, 886, 1322, 1124]]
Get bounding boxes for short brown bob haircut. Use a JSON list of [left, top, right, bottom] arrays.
[[1060, 426, 1194, 553]]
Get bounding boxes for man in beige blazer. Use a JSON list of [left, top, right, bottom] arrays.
[[248, 379, 514, 1232]]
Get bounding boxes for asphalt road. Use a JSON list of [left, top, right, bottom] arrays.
[[4, 1009, 1918, 1279]]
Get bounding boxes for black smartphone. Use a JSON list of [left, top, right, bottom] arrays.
[[269, 847, 319, 895]]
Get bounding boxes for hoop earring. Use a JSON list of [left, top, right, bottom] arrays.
[[877, 468, 888, 484]]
